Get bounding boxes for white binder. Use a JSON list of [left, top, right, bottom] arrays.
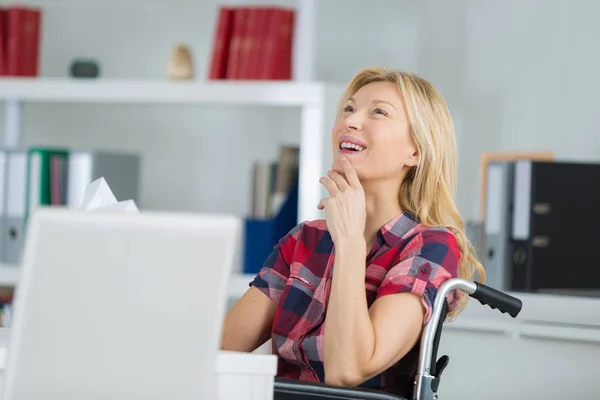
[[484, 160, 515, 290]]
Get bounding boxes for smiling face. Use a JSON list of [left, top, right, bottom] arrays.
[[332, 81, 419, 184]]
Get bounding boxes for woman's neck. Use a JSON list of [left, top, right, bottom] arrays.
[[362, 180, 403, 249]]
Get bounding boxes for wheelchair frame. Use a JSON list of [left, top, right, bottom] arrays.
[[273, 278, 523, 400]]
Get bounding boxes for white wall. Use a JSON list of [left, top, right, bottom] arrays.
[[2, 0, 600, 219]]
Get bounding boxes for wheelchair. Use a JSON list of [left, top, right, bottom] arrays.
[[272, 278, 523, 400]]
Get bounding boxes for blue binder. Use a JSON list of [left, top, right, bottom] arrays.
[[242, 181, 298, 275]]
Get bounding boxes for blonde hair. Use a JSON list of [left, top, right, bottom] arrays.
[[339, 67, 485, 318]]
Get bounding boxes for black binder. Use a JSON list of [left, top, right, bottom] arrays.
[[510, 160, 600, 293]]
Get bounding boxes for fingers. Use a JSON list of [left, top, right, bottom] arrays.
[[319, 175, 339, 197], [341, 157, 361, 187], [318, 199, 324, 210], [327, 170, 349, 191], [318, 157, 360, 210], [317, 197, 331, 210]]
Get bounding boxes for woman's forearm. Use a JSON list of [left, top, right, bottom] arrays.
[[323, 237, 375, 386]]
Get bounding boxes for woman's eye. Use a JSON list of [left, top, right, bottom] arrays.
[[374, 108, 387, 116], [343, 105, 354, 113]]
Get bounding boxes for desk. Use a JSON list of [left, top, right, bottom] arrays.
[[0, 344, 277, 400], [216, 351, 278, 400]]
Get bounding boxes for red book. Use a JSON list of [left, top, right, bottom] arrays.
[[276, 10, 294, 80], [208, 6, 234, 80], [246, 7, 270, 79], [226, 7, 250, 80], [5, 5, 41, 77], [237, 7, 258, 80], [24, 7, 41, 77], [6, 6, 27, 76], [260, 8, 295, 80], [0, 8, 6, 76]]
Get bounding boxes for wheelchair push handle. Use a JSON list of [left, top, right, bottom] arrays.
[[469, 282, 522, 318]]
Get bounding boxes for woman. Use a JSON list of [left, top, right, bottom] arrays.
[[221, 67, 485, 396]]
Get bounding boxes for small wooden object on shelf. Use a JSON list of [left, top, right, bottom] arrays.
[[167, 44, 194, 80]]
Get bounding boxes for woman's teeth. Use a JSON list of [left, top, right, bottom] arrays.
[[340, 142, 365, 151]]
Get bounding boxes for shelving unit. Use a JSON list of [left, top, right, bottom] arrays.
[[0, 77, 345, 296], [1, 77, 345, 224], [0, 0, 329, 298]]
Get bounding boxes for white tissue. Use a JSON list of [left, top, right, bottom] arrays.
[[79, 177, 139, 213], [95, 199, 139, 213]]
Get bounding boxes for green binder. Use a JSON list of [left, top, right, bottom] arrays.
[[25, 147, 70, 220]]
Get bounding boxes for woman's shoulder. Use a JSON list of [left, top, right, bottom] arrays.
[[404, 222, 458, 244], [300, 219, 328, 231], [397, 223, 460, 265], [286, 219, 330, 242], [274, 220, 333, 258], [413, 224, 457, 242]]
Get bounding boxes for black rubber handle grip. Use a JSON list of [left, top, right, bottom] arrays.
[[470, 282, 523, 318]]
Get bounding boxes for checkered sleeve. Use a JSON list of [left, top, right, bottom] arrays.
[[376, 228, 460, 324], [249, 223, 303, 304]]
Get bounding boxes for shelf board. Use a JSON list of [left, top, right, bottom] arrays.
[[0, 78, 340, 107], [0, 265, 19, 287]]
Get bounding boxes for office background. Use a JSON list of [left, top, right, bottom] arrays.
[[1, 0, 599, 399], [5, 0, 598, 221]]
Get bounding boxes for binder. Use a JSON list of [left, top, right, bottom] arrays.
[[0, 150, 7, 264], [465, 221, 484, 261], [3, 150, 28, 265], [483, 161, 515, 291], [26, 147, 70, 217], [243, 180, 298, 275], [4, 147, 74, 265], [510, 160, 600, 293]]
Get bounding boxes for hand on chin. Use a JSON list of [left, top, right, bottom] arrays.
[[332, 157, 351, 177]]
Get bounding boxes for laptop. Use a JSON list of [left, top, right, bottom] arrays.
[[0, 208, 241, 400]]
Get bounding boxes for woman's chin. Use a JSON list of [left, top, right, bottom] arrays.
[[331, 162, 343, 174], [331, 161, 366, 182]]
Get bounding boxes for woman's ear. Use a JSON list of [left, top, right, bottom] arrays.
[[406, 149, 419, 167]]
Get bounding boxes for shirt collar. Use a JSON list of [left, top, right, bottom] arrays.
[[379, 210, 420, 246]]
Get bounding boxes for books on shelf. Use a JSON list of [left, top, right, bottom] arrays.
[[209, 5, 295, 81], [0, 5, 42, 77], [251, 145, 299, 219], [244, 145, 299, 275]]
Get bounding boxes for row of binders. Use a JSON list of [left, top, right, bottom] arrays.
[[483, 158, 600, 296], [208, 5, 295, 80], [0, 146, 141, 266]]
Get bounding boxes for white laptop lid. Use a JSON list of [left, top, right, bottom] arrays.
[[1, 208, 241, 400]]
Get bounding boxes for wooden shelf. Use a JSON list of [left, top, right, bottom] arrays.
[[0, 78, 343, 107]]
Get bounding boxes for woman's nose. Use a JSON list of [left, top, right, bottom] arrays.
[[345, 114, 362, 131]]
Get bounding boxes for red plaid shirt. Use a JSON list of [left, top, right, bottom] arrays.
[[250, 211, 460, 395]]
